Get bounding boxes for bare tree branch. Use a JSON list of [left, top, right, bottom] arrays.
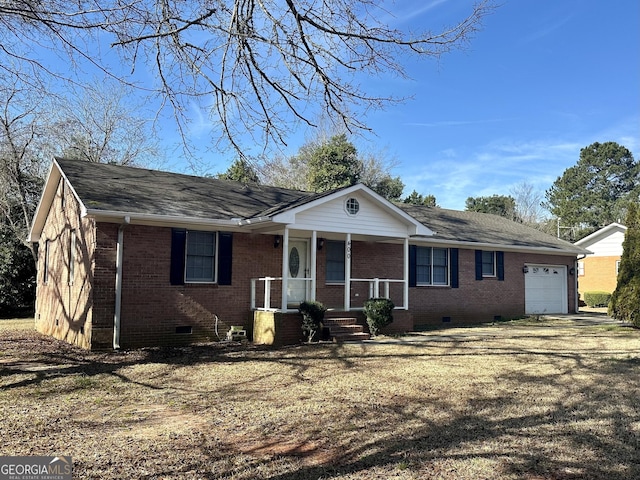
[[1, 0, 495, 155]]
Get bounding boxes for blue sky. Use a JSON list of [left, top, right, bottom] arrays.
[[357, 0, 640, 210], [21, 0, 635, 212], [170, 0, 639, 211]]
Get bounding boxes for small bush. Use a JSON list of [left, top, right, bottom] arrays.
[[298, 300, 327, 342], [583, 291, 611, 308], [363, 298, 394, 336]]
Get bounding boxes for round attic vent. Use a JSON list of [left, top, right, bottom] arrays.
[[345, 198, 360, 215]]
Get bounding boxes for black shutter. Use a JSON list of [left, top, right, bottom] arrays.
[[409, 245, 417, 287], [170, 228, 186, 285], [218, 232, 233, 285], [497, 251, 505, 281], [450, 248, 459, 288], [475, 250, 483, 281]]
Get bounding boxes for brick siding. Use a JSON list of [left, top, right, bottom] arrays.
[[35, 178, 94, 349], [578, 256, 619, 298]]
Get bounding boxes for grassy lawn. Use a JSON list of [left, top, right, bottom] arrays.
[[1, 318, 639, 479]]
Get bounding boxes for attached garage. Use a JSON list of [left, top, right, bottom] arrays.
[[524, 264, 568, 314]]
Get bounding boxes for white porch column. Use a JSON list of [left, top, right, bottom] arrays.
[[403, 237, 409, 310], [310, 230, 317, 302], [344, 233, 351, 311], [281, 227, 290, 311]]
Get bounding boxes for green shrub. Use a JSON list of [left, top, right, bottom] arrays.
[[583, 291, 611, 307], [609, 277, 640, 327], [363, 298, 394, 336], [298, 300, 327, 342]]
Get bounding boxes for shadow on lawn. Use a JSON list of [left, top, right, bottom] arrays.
[[1, 326, 639, 479], [212, 353, 640, 480]]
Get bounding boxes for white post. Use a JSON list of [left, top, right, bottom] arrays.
[[281, 228, 289, 311], [344, 233, 351, 311], [265, 278, 271, 310], [403, 237, 409, 310], [251, 278, 256, 310], [310, 230, 317, 302]]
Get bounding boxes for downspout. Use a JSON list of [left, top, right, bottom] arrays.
[[575, 253, 587, 313], [113, 216, 130, 349]]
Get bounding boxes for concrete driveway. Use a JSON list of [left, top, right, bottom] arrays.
[[542, 308, 621, 326]]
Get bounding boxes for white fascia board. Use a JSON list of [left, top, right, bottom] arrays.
[[28, 159, 76, 242], [412, 236, 592, 256], [84, 209, 244, 229], [269, 183, 434, 236], [574, 223, 627, 247]]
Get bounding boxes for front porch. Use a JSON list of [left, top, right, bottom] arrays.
[[249, 229, 412, 313], [252, 309, 414, 346]]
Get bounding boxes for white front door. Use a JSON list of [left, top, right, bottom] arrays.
[[287, 239, 309, 306]]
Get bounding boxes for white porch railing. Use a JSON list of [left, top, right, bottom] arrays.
[[251, 277, 282, 311], [350, 278, 406, 309], [250, 276, 405, 311]]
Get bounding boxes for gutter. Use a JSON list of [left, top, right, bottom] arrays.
[[113, 216, 130, 349], [84, 209, 244, 228], [409, 236, 590, 256]]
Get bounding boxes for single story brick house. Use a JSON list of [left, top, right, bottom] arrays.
[[28, 158, 589, 349], [574, 223, 627, 300]]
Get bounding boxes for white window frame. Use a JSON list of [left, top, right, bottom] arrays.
[[416, 246, 450, 287], [345, 198, 360, 216], [615, 260, 621, 275], [184, 230, 218, 284], [482, 251, 496, 278], [577, 261, 585, 276]]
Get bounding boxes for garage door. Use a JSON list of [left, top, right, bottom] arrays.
[[525, 265, 568, 314]]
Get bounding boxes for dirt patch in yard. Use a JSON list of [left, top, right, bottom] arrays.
[[1, 318, 639, 479]]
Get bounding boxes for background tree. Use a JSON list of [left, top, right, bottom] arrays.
[[52, 84, 160, 166], [358, 152, 404, 201], [0, 223, 36, 316], [465, 194, 518, 220], [510, 181, 547, 225], [608, 202, 640, 326], [0, 0, 493, 155], [403, 190, 437, 207], [216, 159, 260, 184], [260, 133, 404, 199], [0, 78, 161, 314], [306, 134, 360, 192], [544, 142, 639, 239]]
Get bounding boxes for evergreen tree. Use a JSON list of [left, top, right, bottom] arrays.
[[609, 202, 640, 326], [545, 142, 639, 236], [403, 190, 437, 207], [305, 134, 360, 192], [217, 159, 260, 184], [465, 195, 518, 220]]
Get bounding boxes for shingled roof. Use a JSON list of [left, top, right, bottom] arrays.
[[398, 204, 587, 254], [56, 157, 315, 220], [33, 158, 586, 255]]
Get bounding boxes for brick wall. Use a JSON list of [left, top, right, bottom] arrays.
[[115, 227, 284, 349], [35, 178, 94, 349], [411, 250, 577, 327], [314, 241, 578, 328], [578, 256, 619, 297]]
